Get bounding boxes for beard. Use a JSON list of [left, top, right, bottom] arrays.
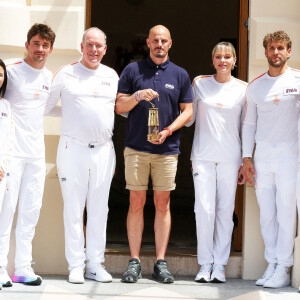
[[267, 55, 288, 68], [152, 47, 168, 58], [33, 57, 44, 63], [153, 53, 165, 58], [32, 53, 45, 63]]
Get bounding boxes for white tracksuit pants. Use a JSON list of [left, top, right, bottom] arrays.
[[254, 159, 297, 267], [192, 160, 240, 266], [57, 135, 116, 271], [0, 157, 45, 268], [297, 163, 300, 221], [0, 176, 7, 213]]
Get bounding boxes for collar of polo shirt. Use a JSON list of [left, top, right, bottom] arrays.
[[146, 56, 170, 69]]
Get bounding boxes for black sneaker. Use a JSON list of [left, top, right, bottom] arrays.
[[121, 258, 142, 283], [152, 259, 174, 283]]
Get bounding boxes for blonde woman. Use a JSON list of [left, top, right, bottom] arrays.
[[187, 42, 247, 283]]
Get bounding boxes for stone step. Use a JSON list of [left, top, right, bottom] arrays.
[[104, 248, 242, 278]]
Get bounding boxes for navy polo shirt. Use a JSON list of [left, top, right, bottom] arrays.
[[118, 56, 192, 155]]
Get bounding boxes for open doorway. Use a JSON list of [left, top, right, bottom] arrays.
[[87, 0, 248, 255]]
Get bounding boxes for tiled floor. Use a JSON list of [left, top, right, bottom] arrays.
[[1, 276, 299, 300]]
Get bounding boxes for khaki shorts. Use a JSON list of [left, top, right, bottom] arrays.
[[124, 147, 178, 191]]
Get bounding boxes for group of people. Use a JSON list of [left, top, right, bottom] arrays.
[[0, 22, 299, 293]]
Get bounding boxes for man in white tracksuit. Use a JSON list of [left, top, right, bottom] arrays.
[[243, 30, 299, 289], [45, 27, 118, 284], [297, 121, 300, 293], [0, 24, 55, 287]]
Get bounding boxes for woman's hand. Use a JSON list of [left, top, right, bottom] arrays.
[[0, 167, 4, 182]]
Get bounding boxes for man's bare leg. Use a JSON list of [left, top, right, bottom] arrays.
[[153, 190, 171, 261], [152, 190, 174, 283], [127, 190, 147, 259]]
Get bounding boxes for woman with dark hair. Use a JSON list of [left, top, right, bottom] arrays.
[[0, 59, 14, 216], [0, 60, 7, 98], [187, 42, 247, 283]]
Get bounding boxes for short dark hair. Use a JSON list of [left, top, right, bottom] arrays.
[[263, 30, 292, 50], [27, 23, 56, 47], [0, 59, 7, 98]]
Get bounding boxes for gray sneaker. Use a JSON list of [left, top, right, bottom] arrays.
[[121, 258, 141, 283], [152, 259, 174, 283]]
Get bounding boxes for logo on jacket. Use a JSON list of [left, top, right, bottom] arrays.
[[284, 87, 299, 95], [34, 89, 40, 99], [93, 88, 99, 96], [165, 84, 174, 90], [273, 95, 280, 105]]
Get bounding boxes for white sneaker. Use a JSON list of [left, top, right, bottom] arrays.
[[255, 263, 276, 286], [69, 267, 84, 284], [85, 264, 112, 282], [0, 266, 12, 287], [263, 265, 290, 288], [211, 264, 226, 283], [12, 266, 42, 285], [195, 263, 212, 282]]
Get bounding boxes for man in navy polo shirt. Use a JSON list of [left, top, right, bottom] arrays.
[[115, 25, 193, 283]]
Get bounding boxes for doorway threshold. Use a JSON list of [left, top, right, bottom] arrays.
[[104, 243, 242, 278]]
